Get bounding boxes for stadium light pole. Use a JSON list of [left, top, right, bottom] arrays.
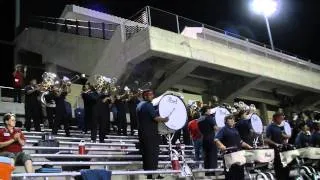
[[251, 0, 277, 50]]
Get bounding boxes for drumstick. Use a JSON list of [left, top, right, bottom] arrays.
[[167, 108, 176, 118]]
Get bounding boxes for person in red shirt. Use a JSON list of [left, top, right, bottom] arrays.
[[188, 111, 202, 164], [12, 64, 26, 103], [0, 113, 33, 173]]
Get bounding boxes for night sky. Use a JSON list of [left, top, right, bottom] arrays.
[[1, 0, 320, 86]]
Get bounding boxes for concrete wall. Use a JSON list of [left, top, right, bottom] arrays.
[[16, 28, 109, 75], [147, 27, 320, 93], [90, 26, 126, 78]]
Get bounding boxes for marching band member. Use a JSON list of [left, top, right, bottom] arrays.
[[44, 87, 56, 129], [91, 89, 111, 143], [210, 96, 219, 108], [198, 105, 218, 176], [136, 89, 168, 179], [265, 112, 290, 180], [127, 91, 140, 136], [235, 109, 254, 146], [214, 114, 252, 180], [311, 121, 320, 147], [24, 79, 42, 132], [298, 111, 314, 132], [52, 83, 71, 136], [81, 84, 99, 134], [115, 93, 128, 136], [288, 112, 299, 144], [294, 123, 312, 148]]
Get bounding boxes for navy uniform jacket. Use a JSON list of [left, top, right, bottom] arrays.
[[235, 119, 253, 146], [312, 132, 320, 147], [215, 125, 242, 148], [266, 123, 287, 146], [136, 101, 157, 136], [295, 132, 312, 148]]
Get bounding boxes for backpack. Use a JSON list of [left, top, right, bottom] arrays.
[[35, 139, 59, 154]]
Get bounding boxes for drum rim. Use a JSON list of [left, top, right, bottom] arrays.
[[250, 113, 263, 134], [156, 94, 188, 134], [283, 121, 292, 136], [215, 106, 230, 128]]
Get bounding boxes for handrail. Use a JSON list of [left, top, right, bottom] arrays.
[[32, 16, 118, 26], [23, 146, 139, 152], [0, 86, 24, 90], [31, 160, 205, 166], [29, 154, 176, 159], [23, 146, 194, 152], [145, 6, 320, 70], [28, 16, 119, 40], [25, 139, 194, 148], [12, 168, 224, 177], [201, 28, 320, 71], [24, 135, 139, 143], [23, 131, 137, 139], [37, 21, 116, 32]]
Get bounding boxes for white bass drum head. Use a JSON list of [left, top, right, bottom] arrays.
[[154, 94, 187, 134], [284, 121, 292, 137], [250, 114, 263, 134], [215, 107, 230, 128]]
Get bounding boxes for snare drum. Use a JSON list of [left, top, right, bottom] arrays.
[[245, 149, 274, 163], [152, 94, 187, 135], [298, 147, 320, 159], [224, 150, 246, 169], [279, 149, 300, 167]]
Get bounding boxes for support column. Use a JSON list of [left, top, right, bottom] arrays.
[[156, 61, 197, 94], [259, 103, 269, 125], [201, 93, 210, 105], [45, 63, 57, 74]]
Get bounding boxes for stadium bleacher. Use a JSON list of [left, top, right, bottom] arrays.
[[8, 126, 225, 180]]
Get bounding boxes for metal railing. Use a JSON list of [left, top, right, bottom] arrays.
[[12, 168, 223, 178], [28, 16, 119, 40], [125, 6, 320, 72], [0, 86, 24, 103]]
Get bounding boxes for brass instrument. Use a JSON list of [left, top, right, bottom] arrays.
[[40, 72, 79, 106], [40, 72, 60, 92]]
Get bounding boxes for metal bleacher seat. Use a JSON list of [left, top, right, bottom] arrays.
[[10, 127, 225, 179]]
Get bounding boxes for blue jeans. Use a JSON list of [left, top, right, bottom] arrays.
[[193, 138, 203, 161]]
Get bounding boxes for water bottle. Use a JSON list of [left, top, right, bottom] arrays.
[[120, 140, 126, 150], [176, 139, 181, 149], [171, 153, 181, 170], [78, 140, 86, 155]]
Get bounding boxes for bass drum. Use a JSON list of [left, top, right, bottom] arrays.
[[215, 107, 230, 128], [250, 114, 263, 135], [152, 94, 187, 135], [284, 121, 292, 137]]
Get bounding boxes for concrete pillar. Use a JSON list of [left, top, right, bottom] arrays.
[[259, 103, 269, 125], [45, 63, 57, 74], [201, 93, 210, 105], [120, 23, 126, 42], [13, 47, 20, 66]]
